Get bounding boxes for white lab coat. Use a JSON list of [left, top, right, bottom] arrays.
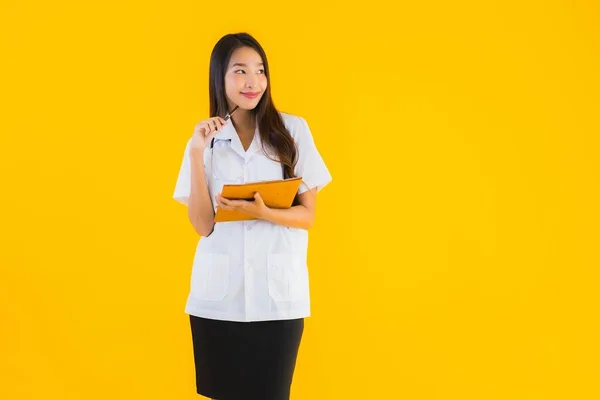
[[173, 112, 332, 322]]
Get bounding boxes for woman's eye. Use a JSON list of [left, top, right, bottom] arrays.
[[234, 69, 264, 74]]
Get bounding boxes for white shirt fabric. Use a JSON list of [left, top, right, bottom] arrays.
[[173, 112, 332, 322]]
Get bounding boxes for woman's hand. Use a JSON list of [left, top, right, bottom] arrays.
[[216, 192, 269, 219], [190, 116, 228, 152]]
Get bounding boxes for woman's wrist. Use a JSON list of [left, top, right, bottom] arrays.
[[190, 147, 205, 160]]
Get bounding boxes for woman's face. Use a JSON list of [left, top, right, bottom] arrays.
[[224, 46, 268, 112]]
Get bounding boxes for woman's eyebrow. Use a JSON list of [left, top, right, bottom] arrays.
[[231, 62, 264, 68]]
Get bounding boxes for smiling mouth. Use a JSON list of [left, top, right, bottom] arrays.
[[241, 92, 260, 98]]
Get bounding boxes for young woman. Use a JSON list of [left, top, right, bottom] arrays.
[[173, 32, 332, 400]]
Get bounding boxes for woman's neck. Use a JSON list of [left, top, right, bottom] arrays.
[[230, 108, 256, 137]]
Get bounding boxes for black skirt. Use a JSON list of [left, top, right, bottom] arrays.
[[189, 314, 304, 400]]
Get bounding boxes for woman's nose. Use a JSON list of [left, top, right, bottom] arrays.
[[245, 75, 258, 88]]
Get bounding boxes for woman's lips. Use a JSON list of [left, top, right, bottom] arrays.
[[241, 92, 260, 99]]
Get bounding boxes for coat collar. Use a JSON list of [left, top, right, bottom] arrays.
[[213, 117, 261, 161]]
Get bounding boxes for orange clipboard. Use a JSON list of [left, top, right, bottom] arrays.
[[214, 177, 303, 222]]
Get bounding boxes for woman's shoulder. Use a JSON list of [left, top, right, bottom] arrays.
[[278, 111, 310, 139]]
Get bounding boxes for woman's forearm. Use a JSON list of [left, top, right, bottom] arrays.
[[260, 204, 314, 230], [188, 150, 215, 236]]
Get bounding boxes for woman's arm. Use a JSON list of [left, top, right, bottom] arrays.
[[261, 188, 317, 230], [215, 187, 318, 230], [188, 149, 216, 236]]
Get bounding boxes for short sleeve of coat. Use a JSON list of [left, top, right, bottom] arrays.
[[173, 138, 192, 205], [293, 116, 333, 195]]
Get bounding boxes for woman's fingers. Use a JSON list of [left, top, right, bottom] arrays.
[[191, 116, 229, 150], [212, 117, 226, 133], [205, 117, 228, 137], [205, 120, 215, 136], [197, 116, 228, 138], [216, 194, 234, 211], [210, 118, 220, 133], [199, 121, 211, 136], [205, 125, 220, 143]]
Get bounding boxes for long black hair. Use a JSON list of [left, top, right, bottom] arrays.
[[208, 32, 304, 204]]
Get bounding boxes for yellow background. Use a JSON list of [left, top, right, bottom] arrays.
[[1, 1, 599, 399]]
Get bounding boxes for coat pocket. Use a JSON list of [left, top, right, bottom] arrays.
[[267, 253, 308, 302], [190, 253, 230, 301]]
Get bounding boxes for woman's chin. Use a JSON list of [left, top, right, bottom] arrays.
[[237, 104, 259, 111], [237, 96, 263, 110]]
